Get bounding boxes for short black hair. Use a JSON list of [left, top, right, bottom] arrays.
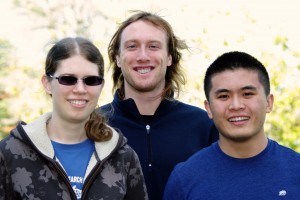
[[204, 51, 270, 101]]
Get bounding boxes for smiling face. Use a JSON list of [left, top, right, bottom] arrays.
[[204, 68, 273, 143], [42, 55, 104, 124], [116, 20, 172, 97]]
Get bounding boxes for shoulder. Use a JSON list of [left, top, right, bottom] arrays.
[[174, 143, 217, 173], [0, 134, 14, 151], [271, 140, 300, 159], [116, 132, 139, 161], [105, 127, 139, 161], [165, 100, 208, 115], [110, 140, 142, 172], [98, 103, 113, 113], [165, 143, 218, 196], [1, 122, 28, 149]]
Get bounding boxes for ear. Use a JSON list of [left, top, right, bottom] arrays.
[[116, 55, 121, 68], [204, 100, 213, 119], [167, 55, 172, 67], [41, 75, 52, 95], [266, 94, 274, 113]]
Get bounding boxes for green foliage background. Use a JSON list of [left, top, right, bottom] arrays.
[[0, 0, 300, 151]]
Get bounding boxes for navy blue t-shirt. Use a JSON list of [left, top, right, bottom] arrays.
[[164, 139, 300, 200]]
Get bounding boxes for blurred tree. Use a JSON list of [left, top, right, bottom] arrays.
[[264, 37, 300, 152], [0, 39, 14, 139], [0, 39, 12, 69], [13, 0, 110, 40]]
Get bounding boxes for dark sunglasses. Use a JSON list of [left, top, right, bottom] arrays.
[[47, 73, 104, 86]]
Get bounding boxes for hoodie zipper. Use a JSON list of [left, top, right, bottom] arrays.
[[81, 162, 104, 199], [146, 124, 152, 169], [53, 161, 77, 199]]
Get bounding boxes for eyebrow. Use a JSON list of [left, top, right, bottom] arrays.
[[242, 85, 257, 91], [123, 40, 137, 44], [124, 39, 162, 44], [214, 85, 257, 94]]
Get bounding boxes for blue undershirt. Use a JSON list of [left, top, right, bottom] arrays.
[[51, 139, 95, 199]]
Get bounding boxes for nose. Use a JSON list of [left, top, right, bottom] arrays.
[[229, 96, 245, 110], [136, 47, 150, 61], [73, 80, 87, 93]]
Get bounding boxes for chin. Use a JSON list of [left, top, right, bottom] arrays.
[[221, 133, 256, 143]]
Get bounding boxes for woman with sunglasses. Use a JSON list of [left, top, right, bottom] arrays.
[[0, 37, 148, 200]]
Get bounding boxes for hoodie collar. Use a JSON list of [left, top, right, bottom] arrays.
[[112, 90, 179, 117], [20, 112, 122, 160]]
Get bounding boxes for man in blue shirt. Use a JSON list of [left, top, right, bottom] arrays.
[[164, 51, 300, 200]]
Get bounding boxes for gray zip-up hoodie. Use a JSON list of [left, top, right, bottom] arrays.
[[0, 112, 148, 200]]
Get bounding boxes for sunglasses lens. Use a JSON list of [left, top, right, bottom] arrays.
[[58, 76, 78, 85], [84, 76, 103, 86], [51, 74, 103, 86]]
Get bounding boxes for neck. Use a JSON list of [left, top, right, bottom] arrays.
[[124, 89, 163, 115], [219, 134, 268, 158], [46, 116, 88, 144]]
